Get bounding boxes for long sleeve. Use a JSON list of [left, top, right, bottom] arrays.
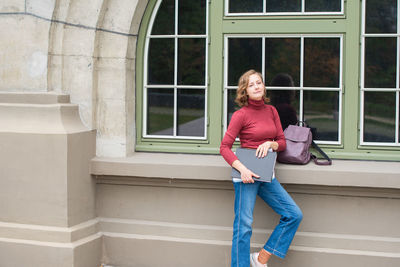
[[271, 106, 286, 152], [220, 111, 244, 166]]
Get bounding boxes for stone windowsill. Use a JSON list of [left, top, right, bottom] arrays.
[[91, 152, 400, 189]]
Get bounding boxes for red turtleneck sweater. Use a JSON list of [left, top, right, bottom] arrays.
[[220, 99, 286, 166]]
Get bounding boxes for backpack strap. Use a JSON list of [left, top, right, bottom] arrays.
[[311, 141, 332, 166]]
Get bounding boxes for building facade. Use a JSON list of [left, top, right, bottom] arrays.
[[0, 0, 400, 266]]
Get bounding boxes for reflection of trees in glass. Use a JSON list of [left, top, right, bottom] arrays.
[[177, 89, 205, 136], [366, 0, 397, 33], [228, 38, 262, 86], [266, 0, 300, 12], [305, 0, 341, 12], [365, 38, 396, 88], [148, 38, 174, 85], [151, 0, 175, 35], [178, 39, 205, 85], [229, 0, 263, 13], [364, 92, 395, 142], [147, 89, 174, 135], [303, 91, 339, 141], [227, 90, 240, 125], [304, 38, 340, 87], [179, 0, 206, 34], [266, 38, 300, 86]]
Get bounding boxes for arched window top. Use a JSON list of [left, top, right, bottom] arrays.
[[143, 0, 209, 138], [150, 0, 207, 36]]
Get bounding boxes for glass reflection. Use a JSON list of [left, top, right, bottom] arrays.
[[178, 0, 206, 34], [364, 92, 396, 142], [269, 73, 300, 130], [178, 38, 205, 85], [305, 0, 341, 12], [151, 0, 175, 35], [229, 0, 263, 13], [228, 38, 262, 86], [147, 89, 174, 135], [266, 0, 300, 12], [227, 89, 240, 126], [365, 37, 396, 88], [304, 38, 340, 88], [148, 38, 174, 85], [266, 38, 300, 87], [365, 0, 397, 33], [303, 91, 339, 141], [177, 89, 205, 137]]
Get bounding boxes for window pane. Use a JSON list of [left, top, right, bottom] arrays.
[[177, 89, 205, 136], [148, 38, 174, 85], [266, 38, 300, 87], [147, 89, 174, 135], [227, 89, 240, 126], [266, 0, 300, 12], [228, 38, 262, 86], [178, 38, 205, 85], [151, 0, 175, 35], [229, 0, 263, 13], [269, 89, 300, 130], [178, 0, 206, 34], [303, 91, 339, 141], [365, 0, 397, 34], [304, 38, 340, 88], [364, 37, 396, 88], [305, 0, 341, 12], [364, 92, 396, 143]]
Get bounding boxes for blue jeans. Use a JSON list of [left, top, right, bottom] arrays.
[[231, 179, 303, 267]]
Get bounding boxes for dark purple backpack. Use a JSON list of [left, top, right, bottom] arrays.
[[277, 124, 332, 165]]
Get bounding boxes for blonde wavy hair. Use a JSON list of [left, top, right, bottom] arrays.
[[235, 69, 269, 107]]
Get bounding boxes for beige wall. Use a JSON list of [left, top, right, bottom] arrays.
[[1, 1, 400, 267], [0, 0, 147, 157]]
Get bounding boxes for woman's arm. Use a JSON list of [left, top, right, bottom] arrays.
[[231, 159, 260, 183], [255, 141, 279, 158], [220, 111, 259, 183], [219, 111, 243, 165], [271, 106, 286, 152]]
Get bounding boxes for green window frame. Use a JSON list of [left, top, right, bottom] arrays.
[[136, 0, 400, 161]]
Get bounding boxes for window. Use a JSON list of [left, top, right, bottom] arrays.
[[224, 35, 342, 144], [361, 0, 400, 146], [144, 0, 208, 139], [136, 0, 400, 160], [226, 0, 343, 15]]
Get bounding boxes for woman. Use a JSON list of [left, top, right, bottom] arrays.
[[220, 70, 303, 267]]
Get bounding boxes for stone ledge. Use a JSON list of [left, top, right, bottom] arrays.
[[0, 91, 69, 104], [91, 153, 400, 189]]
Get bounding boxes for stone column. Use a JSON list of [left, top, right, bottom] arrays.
[[0, 92, 101, 267]]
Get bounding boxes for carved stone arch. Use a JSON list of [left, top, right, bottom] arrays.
[[47, 0, 149, 156]]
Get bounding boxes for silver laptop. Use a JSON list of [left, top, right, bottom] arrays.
[[231, 147, 277, 183]]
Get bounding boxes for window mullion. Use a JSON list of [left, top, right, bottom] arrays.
[[396, 91, 399, 144], [173, 0, 178, 137], [263, 0, 266, 13], [299, 36, 304, 122], [262, 37, 265, 80]]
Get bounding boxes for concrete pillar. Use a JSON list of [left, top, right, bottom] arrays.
[[0, 92, 101, 267]]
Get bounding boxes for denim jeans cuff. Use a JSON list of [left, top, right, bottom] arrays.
[[264, 245, 286, 259]]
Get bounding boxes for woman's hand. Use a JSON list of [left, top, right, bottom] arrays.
[[232, 160, 260, 183], [240, 167, 260, 183], [256, 141, 278, 158]]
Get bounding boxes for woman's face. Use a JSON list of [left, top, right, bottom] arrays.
[[246, 74, 265, 100]]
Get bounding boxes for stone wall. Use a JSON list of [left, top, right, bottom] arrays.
[[0, 0, 148, 157]]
